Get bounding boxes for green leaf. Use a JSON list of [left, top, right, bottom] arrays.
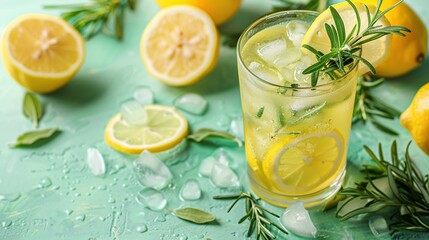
[[10, 128, 59, 147], [330, 6, 346, 44], [23, 92, 43, 128], [187, 128, 242, 147], [173, 208, 216, 224]]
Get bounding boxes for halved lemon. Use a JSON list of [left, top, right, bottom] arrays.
[[140, 5, 219, 86], [263, 131, 344, 194], [301, 1, 392, 75], [1, 14, 85, 93], [105, 104, 188, 154]]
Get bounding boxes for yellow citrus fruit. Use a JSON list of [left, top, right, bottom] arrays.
[[155, 0, 241, 25], [1, 14, 85, 93], [105, 104, 188, 154], [355, 0, 428, 78], [140, 6, 219, 86], [400, 83, 429, 155], [302, 1, 392, 75], [263, 131, 344, 194]]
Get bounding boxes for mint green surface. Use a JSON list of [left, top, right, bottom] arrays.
[[1, 0, 429, 239]]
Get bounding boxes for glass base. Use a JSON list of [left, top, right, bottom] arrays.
[[248, 170, 345, 207]]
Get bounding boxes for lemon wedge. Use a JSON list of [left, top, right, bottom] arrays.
[[301, 1, 392, 75], [140, 5, 219, 86], [263, 131, 344, 194], [105, 105, 188, 154], [1, 14, 85, 93]]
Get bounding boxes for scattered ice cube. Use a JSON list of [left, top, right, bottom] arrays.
[[121, 100, 148, 126], [136, 188, 167, 211], [210, 162, 240, 188], [257, 38, 288, 64], [86, 147, 106, 176], [199, 156, 216, 177], [155, 139, 188, 165], [133, 87, 154, 105], [280, 202, 317, 238], [180, 179, 201, 201], [230, 116, 244, 140], [248, 61, 284, 85], [286, 21, 308, 47], [369, 215, 390, 238], [174, 93, 208, 115], [134, 151, 173, 190], [213, 148, 233, 167]]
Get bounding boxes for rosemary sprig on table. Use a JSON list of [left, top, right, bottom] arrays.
[[337, 141, 429, 232], [302, 0, 410, 86], [353, 75, 401, 135], [214, 192, 288, 240], [45, 0, 136, 40]]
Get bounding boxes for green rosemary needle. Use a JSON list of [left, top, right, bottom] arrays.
[[214, 192, 288, 240], [302, 0, 410, 86], [45, 0, 136, 40], [353, 74, 401, 135]]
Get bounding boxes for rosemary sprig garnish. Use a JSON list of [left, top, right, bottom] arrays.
[[45, 0, 136, 40], [302, 0, 410, 86], [353, 75, 401, 135], [337, 141, 429, 232], [214, 192, 288, 240]]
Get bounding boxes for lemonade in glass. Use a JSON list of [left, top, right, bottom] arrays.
[[237, 11, 358, 207]]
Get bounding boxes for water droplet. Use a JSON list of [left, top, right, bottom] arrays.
[[136, 224, 148, 233], [65, 210, 73, 216], [38, 177, 52, 188], [69, 187, 76, 191], [74, 193, 81, 197], [154, 215, 166, 222], [97, 185, 107, 190], [179, 236, 188, 240], [108, 196, 116, 203], [52, 186, 60, 190], [2, 221, 12, 228], [75, 215, 86, 222], [63, 168, 71, 174], [0, 193, 21, 202], [99, 216, 106, 221], [216, 115, 230, 129]]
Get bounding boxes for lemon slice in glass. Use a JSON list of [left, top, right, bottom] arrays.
[[105, 105, 188, 154], [140, 5, 219, 86], [1, 14, 85, 93], [264, 131, 344, 194], [301, 1, 392, 75]]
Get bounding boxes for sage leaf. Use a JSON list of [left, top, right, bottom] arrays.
[[173, 208, 216, 224], [188, 128, 242, 147], [23, 92, 43, 128], [10, 128, 59, 147]]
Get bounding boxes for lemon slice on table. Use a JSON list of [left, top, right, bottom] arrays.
[[105, 105, 188, 154], [301, 1, 392, 75], [140, 5, 219, 86], [263, 131, 344, 193], [1, 14, 85, 93]]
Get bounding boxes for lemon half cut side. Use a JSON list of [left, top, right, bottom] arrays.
[[1, 14, 85, 93], [140, 5, 219, 86]]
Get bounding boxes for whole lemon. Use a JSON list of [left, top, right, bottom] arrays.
[[155, 0, 241, 25], [400, 83, 429, 155], [356, 0, 428, 78]]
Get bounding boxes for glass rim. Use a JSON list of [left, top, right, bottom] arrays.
[[237, 10, 358, 90]]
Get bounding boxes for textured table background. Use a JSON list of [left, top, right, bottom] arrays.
[[1, 0, 429, 239]]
